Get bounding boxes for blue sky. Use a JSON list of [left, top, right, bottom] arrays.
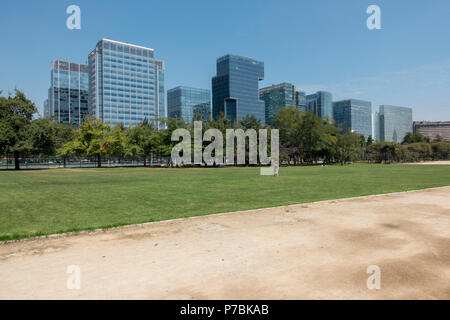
[[1, 0, 449, 120]]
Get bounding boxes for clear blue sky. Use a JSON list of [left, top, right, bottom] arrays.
[[1, 0, 449, 120]]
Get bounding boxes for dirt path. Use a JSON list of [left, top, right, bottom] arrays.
[[402, 161, 450, 166], [1, 187, 449, 300]]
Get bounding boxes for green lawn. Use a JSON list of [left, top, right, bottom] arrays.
[[1, 163, 449, 241]]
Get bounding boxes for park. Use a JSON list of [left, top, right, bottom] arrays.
[[1, 163, 449, 241], [0, 163, 449, 299]]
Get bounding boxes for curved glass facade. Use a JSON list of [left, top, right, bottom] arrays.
[[306, 91, 333, 122]]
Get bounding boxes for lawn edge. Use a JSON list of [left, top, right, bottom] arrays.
[[1, 185, 449, 245]]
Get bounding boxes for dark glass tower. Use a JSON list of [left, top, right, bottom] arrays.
[[333, 99, 372, 138], [46, 60, 89, 127], [212, 54, 265, 124], [260, 82, 307, 126]]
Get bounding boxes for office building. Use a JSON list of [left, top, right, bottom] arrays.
[[212, 54, 265, 124], [167, 86, 211, 123], [296, 91, 307, 111], [306, 91, 333, 121], [333, 99, 372, 138], [46, 60, 89, 127], [372, 112, 380, 141], [259, 83, 307, 126], [193, 102, 212, 122], [413, 121, 450, 141], [378, 105, 413, 143], [88, 38, 165, 128]]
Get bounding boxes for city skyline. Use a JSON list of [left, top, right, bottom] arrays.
[[1, 1, 450, 121]]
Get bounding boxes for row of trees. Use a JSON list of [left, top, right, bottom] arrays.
[[274, 106, 450, 164], [1, 90, 449, 169]]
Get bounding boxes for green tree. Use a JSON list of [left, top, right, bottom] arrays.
[[431, 142, 450, 160], [402, 132, 429, 144], [75, 117, 112, 168], [273, 106, 304, 164], [29, 118, 58, 158], [433, 134, 444, 143], [298, 111, 337, 163], [333, 132, 361, 165], [126, 120, 157, 166], [239, 114, 263, 131], [273, 106, 303, 147], [55, 124, 77, 167], [0, 90, 37, 169], [368, 142, 399, 163]]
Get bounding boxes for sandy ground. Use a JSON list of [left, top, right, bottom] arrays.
[[0, 187, 449, 300], [403, 161, 450, 166]]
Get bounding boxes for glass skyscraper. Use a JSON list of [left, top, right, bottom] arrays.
[[212, 54, 265, 124], [378, 105, 413, 143], [46, 60, 89, 127], [88, 38, 165, 128], [259, 83, 307, 126], [333, 99, 372, 138], [296, 91, 307, 112], [167, 86, 211, 123], [306, 91, 333, 121]]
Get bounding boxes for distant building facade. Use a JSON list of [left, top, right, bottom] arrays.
[[413, 121, 450, 141], [306, 91, 333, 121], [333, 99, 372, 139], [46, 60, 89, 127], [167, 86, 211, 123], [259, 83, 307, 126], [372, 112, 380, 141], [193, 102, 212, 122], [378, 105, 413, 143], [88, 38, 165, 128], [296, 91, 307, 112], [212, 54, 265, 124]]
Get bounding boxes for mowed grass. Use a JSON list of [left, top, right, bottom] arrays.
[[0, 163, 449, 241]]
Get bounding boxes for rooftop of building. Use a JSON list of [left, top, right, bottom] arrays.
[[167, 86, 211, 93], [414, 121, 450, 125], [260, 83, 295, 91], [100, 38, 155, 52], [333, 99, 372, 105], [216, 54, 263, 64], [380, 105, 412, 111]]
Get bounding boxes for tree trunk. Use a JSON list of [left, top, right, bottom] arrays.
[[97, 155, 102, 168], [144, 157, 147, 167], [63, 156, 67, 168], [14, 151, 20, 170]]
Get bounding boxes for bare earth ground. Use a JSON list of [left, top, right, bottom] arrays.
[[403, 160, 450, 166], [0, 187, 449, 300]]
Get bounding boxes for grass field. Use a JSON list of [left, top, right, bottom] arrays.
[[1, 163, 449, 241]]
